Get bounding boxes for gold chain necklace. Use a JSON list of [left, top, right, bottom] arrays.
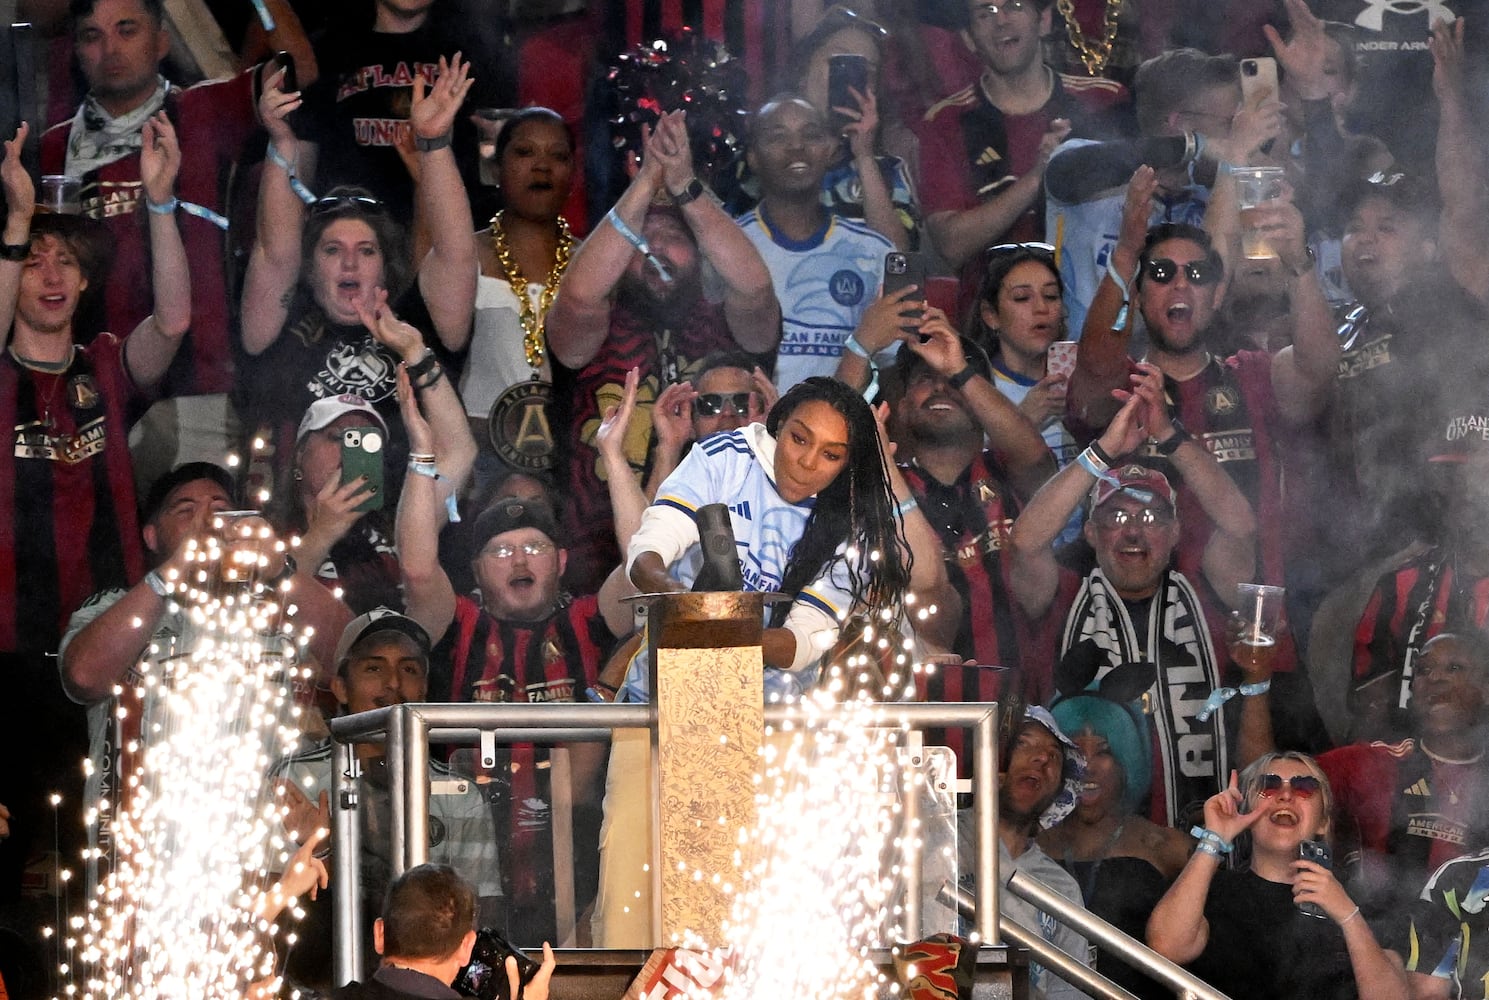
[[1055, 0, 1124, 77], [489, 211, 575, 373]]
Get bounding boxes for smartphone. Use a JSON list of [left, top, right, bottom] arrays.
[[883, 251, 927, 332], [270, 50, 297, 93], [340, 425, 385, 513], [827, 53, 871, 133], [1297, 840, 1332, 919], [1240, 57, 1278, 106], [1047, 340, 1078, 381]]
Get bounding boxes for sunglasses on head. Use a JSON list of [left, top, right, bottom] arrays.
[[693, 392, 756, 418], [311, 195, 384, 216], [1143, 257, 1220, 286], [987, 241, 1056, 262], [1258, 773, 1322, 798]]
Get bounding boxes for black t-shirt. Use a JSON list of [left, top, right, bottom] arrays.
[[1189, 868, 1357, 1000], [303, 22, 494, 225]]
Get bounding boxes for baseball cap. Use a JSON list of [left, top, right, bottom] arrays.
[[471, 496, 563, 553], [296, 395, 389, 442], [1339, 171, 1439, 228], [141, 462, 236, 522], [1091, 464, 1177, 510], [333, 607, 432, 672]]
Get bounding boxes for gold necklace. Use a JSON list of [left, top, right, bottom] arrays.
[[1055, 0, 1124, 77], [489, 211, 574, 373]]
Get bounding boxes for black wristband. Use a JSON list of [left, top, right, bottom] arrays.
[[1088, 439, 1116, 467], [414, 133, 451, 152], [1154, 419, 1192, 456], [405, 349, 439, 379], [947, 365, 979, 390], [0, 241, 28, 262]]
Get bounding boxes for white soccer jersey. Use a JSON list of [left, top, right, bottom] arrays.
[[737, 208, 894, 391], [621, 423, 858, 701]]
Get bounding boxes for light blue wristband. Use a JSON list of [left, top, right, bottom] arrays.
[[146, 197, 178, 215]]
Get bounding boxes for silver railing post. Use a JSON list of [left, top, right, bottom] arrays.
[[332, 741, 363, 984], [403, 708, 430, 870], [973, 707, 999, 944], [386, 705, 406, 879]]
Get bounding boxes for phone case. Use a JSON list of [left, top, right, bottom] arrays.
[[340, 426, 385, 513]]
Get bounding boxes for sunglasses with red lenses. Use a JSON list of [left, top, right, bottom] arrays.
[[1258, 773, 1322, 798]]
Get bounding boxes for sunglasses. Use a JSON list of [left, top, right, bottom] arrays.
[[1258, 773, 1322, 798], [1143, 257, 1220, 286], [987, 241, 1056, 261], [1090, 505, 1174, 529], [971, 0, 1034, 15], [311, 195, 384, 216], [480, 540, 556, 559], [693, 392, 757, 418]]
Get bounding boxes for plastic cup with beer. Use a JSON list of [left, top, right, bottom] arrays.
[[1233, 166, 1286, 260], [1234, 582, 1285, 674]]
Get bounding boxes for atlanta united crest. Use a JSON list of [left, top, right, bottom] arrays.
[[488, 379, 556, 471]]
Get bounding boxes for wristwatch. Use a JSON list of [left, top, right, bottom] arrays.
[[1154, 419, 1192, 456], [0, 241, 28, 262], [670, 177, 706, 206], [414, 133, 452, 152]]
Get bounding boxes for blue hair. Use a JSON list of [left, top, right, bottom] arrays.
[[1051, 695, 1151, 814]]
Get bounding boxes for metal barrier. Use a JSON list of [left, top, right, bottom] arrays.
[[327, 700, 1001, 984], [940, 875, 1234, 1000]]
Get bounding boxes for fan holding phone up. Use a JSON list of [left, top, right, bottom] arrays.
[[1146, 754, 1408, 1000]]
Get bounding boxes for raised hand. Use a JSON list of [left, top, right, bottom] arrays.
[[1263, 0, 1336, 101], [355, 287, 427, 362], [648, 378, 695, 454], [854, 284, 924, 354], [1292, 859, 1356, 923], [1430, 17, 1467, 108], [1095, 387, 1150, 460], [907, 306, 968, 376], [839, 86, 880, 161], [1115, 361, 1173, 442], [410, 53, 475, 143], [598, 367, 645, 461], [508, 942, 556, 1000], [650, 110, 698, 198], [1115, 166, 1159, 265], [1, 123, 33, 227], [1202, 770, 1267, 845], [1035, 117, 1072, 170], [139, 112, 181, 207], [749, 366, 778, 421], [258, 65, 301, 147]]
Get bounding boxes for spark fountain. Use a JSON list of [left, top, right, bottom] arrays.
[[63, 516, 316, 1000]]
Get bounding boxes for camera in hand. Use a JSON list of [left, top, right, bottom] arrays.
[[453, 929, 539, 1000]]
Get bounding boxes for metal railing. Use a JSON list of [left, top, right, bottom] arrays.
[[940, 875, 1233, 1000], [327, 700, 1001, 983]]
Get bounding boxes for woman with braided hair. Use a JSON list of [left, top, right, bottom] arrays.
[[626, 374, 913, 699]]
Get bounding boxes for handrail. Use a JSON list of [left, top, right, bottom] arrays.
[[327, 700, 1001, 983], [1001, 872, 1232, 1000], [1005, 871, 1231, 1000]]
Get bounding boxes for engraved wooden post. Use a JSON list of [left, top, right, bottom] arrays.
[[646, 591, 765, 946]]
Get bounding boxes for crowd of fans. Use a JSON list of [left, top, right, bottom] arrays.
[[2, 0, 1489, 995]]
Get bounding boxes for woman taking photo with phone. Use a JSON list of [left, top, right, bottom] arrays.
[[1146, 752, 1408, 1000]]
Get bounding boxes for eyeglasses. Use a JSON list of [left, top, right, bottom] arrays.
[[1258, 773, 1322, 798], [1143, 257, 1220, 286], [480, 540, 556, 559], [311, 195, 384, 216], [1089, 506, 1175, 529], [971, 0, 1033, 16], [694, 392, 757, 418]]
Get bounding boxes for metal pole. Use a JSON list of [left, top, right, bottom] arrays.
[[996, 912, 1142, 1000], [1005, 871, 1233, 1000], [973, 708, 999, 944], [404, 708, 430, 870], [387, 705, 406, 879], [331, 742, 362, 986], [898, 744, 922, 939]]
